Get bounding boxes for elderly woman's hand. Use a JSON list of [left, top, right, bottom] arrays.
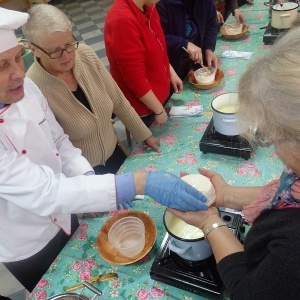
[[216, 10, 224, 24], [187, 42, 203, 65], [167, 206, 221, 231], [169, 64, 183, 94], [205, 50, 218, 70], [144, 136, 161, 152], [196, 168, 229, 208], [234, 9, 246, 24], [171, 74, 183, 94]]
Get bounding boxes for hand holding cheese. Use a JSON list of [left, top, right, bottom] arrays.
[[145, 172, 208, 211], [181, 174, 216, 207]]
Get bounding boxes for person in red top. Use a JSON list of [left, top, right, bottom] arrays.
[[104, 0, 183, 127]]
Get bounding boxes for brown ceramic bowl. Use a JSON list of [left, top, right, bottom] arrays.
[[189, 68, 224, 90], [220, 24, 250, 40]]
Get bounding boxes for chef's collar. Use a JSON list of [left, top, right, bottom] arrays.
[[0, 8, 29, 53]]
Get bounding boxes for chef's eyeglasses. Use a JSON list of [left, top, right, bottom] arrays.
[[31, 36, 79, 59]]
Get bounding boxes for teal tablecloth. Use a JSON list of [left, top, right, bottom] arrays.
[[22, 49, 34, 72], [29, 1, 281, 299]]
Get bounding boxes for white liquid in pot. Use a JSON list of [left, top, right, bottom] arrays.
[[168, 217, 204, 240], [217, 104, 238, 113]]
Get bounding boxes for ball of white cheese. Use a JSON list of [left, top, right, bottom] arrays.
[[181, 174, 216, 206]]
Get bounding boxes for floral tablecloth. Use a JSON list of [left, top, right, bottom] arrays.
[[29, 1, 282, 300], [22, 49, 34, 72]]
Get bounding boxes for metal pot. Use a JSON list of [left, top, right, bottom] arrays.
[[211, 92, 245, 136], [48, 293, 90, 300], [271, 2, 299, 29], [163, 210, 212, 261], [48, 281, 102, 300]]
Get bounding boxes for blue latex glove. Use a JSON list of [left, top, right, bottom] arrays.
[[115, 173, 136, 210], [145, 172, 208, 211], [117, 199, 135, 210]]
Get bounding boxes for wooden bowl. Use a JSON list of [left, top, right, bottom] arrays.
[[189, 68, 224, 90], [96, 211, 156, 265], [220, 24, 250, 40]]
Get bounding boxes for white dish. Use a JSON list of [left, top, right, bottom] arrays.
[[224, 23, 243, 35]]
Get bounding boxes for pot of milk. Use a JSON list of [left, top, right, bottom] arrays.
[[163, 210, 213, 261], [211, 92, 246, 136]]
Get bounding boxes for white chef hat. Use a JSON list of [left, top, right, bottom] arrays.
[[0, 7, 29, 53]]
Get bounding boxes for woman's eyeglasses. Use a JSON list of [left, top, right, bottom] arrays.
[[31, 37, 79, 59]]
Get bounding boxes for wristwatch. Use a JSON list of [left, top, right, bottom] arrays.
[[203, 222, 227, 241]]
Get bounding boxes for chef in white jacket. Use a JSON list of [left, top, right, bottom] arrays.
[[0, 7, 208, 293]]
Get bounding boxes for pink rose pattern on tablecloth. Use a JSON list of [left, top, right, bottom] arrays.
[[79, 269, 91, 280], [72, 261, 82, 270], [137, 289, 150, 300], [35, 290, 47, 300], [78, 223, 88, 230], [150, 286, 164, 297], [37, 279, 48, 288], [84, 259, 95, 269], [135, 286, 165, 299]]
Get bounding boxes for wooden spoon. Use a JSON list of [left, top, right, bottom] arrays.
[[66, 273, 118, 292]]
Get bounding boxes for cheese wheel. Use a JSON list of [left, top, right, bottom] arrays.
[[181, 174, 216, 206]]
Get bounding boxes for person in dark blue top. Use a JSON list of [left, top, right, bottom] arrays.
[[156, 0, 218, 80]]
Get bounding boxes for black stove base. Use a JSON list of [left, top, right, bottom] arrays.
[[150, 211, 244, 299], [199, 119, 252, 160], [150, 235, 222, 299], [263, 22, 289, 45]]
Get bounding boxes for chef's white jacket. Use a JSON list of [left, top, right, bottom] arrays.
[[0, 78, 117, 262]]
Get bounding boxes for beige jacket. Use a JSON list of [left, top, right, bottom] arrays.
[[27, 44, 152, 167]]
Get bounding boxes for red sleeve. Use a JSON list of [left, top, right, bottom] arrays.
[[105, 16, 152, 98]]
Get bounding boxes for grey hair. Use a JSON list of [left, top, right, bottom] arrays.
[[22, 4, 72, 44], [237, 26, 300, 146]]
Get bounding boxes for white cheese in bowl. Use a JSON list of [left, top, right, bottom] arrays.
[[224, 23, 243, 35], [194, 67, 216, 85], [181, 174, 216, 206]]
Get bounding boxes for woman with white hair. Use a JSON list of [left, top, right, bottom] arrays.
[[169, 27, 300, 299], [22, 4, 160, 175]]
